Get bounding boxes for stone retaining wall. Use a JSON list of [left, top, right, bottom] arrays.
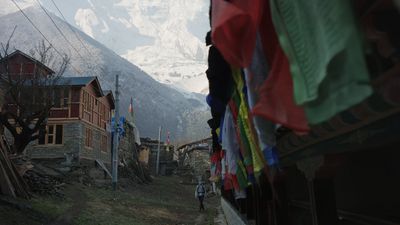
[[221, 198, 248, 225]]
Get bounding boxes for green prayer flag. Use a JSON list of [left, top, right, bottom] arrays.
[[232, 68, 265, 173], [236, 160, 248, 190], [271, 0, 372, 124]]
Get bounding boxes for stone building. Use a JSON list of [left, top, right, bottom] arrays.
[[28, 76, 114, 163], [140, 137, 175, 175], [185, 150, 210, 182], [176, 139, 211, 182]]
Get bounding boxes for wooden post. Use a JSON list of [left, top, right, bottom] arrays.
[[238, 197, 247, 214], [156, 126, 161, 176], [257, 173, 273, 225], [112, 74, 119, 191], [297, 156, 339, 225], [254, 184, 260, 224], [274, 175, 289, 225], [312, 178, 338, 225], [246, 186, 255, 220]]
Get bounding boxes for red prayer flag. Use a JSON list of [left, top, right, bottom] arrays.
[[252, 1, 309, 134], [211, 0, 264, 68], [129, 97, 133, 114]]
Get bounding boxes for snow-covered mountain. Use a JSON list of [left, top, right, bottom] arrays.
[[0, 6, 210, 141], [0, 0, 210, 94]]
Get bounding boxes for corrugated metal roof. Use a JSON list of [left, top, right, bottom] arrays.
[[56, 76, 96, 86]]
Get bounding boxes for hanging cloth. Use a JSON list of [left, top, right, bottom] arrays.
[[252, 1, 309, 134], [229, 94, 253, 173], [232, 69, 266, 176], [228, 99, 249, 190], [270, 0, 372, 124], [244, 33, 276, 148], [221, 106, 239, 176], [211, 0, 264, 67], [236, 159, 248, 189]]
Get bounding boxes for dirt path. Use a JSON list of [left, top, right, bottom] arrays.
[[194, 196, 225, 225], [195, 213, 206, 224], [48, 185, 87, 225]]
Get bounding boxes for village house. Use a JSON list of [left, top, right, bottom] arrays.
[[140, 137, 176, 175], [0, 50, 115, 163], [30, 76, 115, 163]]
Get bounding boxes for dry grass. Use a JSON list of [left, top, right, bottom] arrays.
[[74, 176, 218, 225], [0, 176, 219, 225]]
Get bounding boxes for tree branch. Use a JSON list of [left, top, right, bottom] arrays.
[[30, 134, 40, 142], [0, 114, 18, 137], [0, 36, 69, 154]]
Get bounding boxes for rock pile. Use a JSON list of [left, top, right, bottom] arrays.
[[119, 158, 152, 184], [23, 170, 64, 198]]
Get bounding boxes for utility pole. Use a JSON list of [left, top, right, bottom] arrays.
[[156, 126, 162, 176], [112, 74, 120, 191]]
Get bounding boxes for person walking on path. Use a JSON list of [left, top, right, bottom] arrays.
[[195, 181, 206, 211]]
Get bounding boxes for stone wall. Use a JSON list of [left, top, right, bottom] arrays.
[[5, 118, 188, 173], [186, 150, 210, 181], [221, 198, 247, 225], [118, 122, 136, 162], [80, 123, 111, 163], [5, 120, 111, 163], [25, 122, 82, 159]]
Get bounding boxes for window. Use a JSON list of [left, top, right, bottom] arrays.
[[89, 96, 93, 110], [85, 127, 93, 148], [55, 125, 63, 144], [38, 124, 63, 145], [62, 88, 69, 107], [82, 91, 92, 122], [99, 103, 107, 129], [101, 135, 108, 152], [83, 91, 90, 111], [48, 125, 54, 144], [53, 88, 69, 108]]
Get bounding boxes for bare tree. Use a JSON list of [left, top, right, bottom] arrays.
[[0, 31, 70, 154]]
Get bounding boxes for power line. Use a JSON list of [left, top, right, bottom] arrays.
[[49, 0, 97, 77], [49, 0, 94, 57], [9, 0, 82, 75], [34, 0, 86, 60]]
